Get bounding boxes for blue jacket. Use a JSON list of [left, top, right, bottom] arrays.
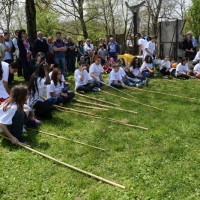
[[107, 42, 120, 54]]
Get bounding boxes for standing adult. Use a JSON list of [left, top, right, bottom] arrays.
[[182, 33, 195, 61], [66, 36, 76, 73], [84, 39, 94, 52], [141, 30, 148, 40], [0, 35, 5, 61], [84, 50, 94, 71], [135, 33, 147, 60], [144, 36, 157, 59], [47, 36, 54, 64], [76, 40, 84, 62], [34, 31, 49, 58], [53, 32, 67, 78], [107, 37, 120, 61], [12, 30, 22, 77], [17, 29, 32, 82]]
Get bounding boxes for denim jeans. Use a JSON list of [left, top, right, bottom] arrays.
[[44, 97, 57, 106], [91, 79, 104, 87], [134, 74, 147, 80], [67, 56, 75, 72], [126, 77, 142, 86], [56, 92, 75, 104], [54, 57, 66, 78], [20, 56, 30, 82], [7, 111, 24, 140]]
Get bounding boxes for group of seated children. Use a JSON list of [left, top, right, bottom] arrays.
[[0, 53, 75, 144]]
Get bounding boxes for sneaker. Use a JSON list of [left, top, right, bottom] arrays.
[[78, 91, 85, 95], [93, 87, 101, 92], [142, 78, 149, 86], [163, 75, 168, 79], [23, 126, 27, 133], [136, 82, 143, 88]]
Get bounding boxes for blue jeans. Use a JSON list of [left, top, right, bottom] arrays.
[[7, 111, 25, 141], [20, 57, 30, 82], [108, 52, 118, 61], [67, 56, 75, 72], [56, 92, 75, 104], [134, 74, 147, 80], [54, 57, 66, 78], [126, 77, 143, 86], [91, 79, 104, 87], [44, 97, 57, 106]]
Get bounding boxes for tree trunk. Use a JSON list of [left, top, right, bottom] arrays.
[[25, 0, 37, 48]]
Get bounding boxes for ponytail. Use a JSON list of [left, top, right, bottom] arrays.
[[0, 62, 3, 80]]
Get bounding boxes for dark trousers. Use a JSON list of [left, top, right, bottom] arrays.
[[160, 67, 170, 76], [67, 56, 75, 72], [108, 52, 117, 61], [76, 82, 97, 93], [56, 92, 75, 104], [7, 111, 24, 140], [20, 57, 30, 82], [33, 101, 53, 119]]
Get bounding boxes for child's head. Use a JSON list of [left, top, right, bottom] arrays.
[[9, 62, 19, 74], [52, 68, 62, 84], [35, 52, 45, 63], [80, 56, 84, 61], [119, 58, 125, 66], [164, 55, 169, 61], [110, 57, 114, 63], [145, 55, 152, 64], [3, 85, 28, 112], [94, 56, 102, 65], [181, 57, 188, 65], [113, 63, 120, 72], [78, 61, 87, 70]]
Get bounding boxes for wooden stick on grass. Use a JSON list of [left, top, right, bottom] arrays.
[[128, 87, 197, 101], [72, 103, 108, 111], [75, 93, 119, 106], [27, 128, 105, 151], [0, 134, 125, 189], [101, 90, 163, 111], [55, 105, 148, 130], [74, 99, 138, 114]]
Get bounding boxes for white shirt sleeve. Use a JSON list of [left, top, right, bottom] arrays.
[[2, 62, 9, 82], [0, 104, 18, 125], [89, 64, 95, 73], [47, 82, 55, 93]]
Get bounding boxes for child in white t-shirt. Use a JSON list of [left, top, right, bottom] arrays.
[[47, 68, 75, 106], [74, 61, 99, 94], [159, 55, 171, 78], [193, 60, 200, 78], [140, 55, 157, 77], [0, 85, 40, 144]]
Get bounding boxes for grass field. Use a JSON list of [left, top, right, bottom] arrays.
[[1, 74, 200, 200]]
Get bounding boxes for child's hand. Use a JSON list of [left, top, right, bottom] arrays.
[[10, 136, 19, 144], [61, 93, 68, 98], [43, 63, 49, 73], [122, 83, 126, 88]]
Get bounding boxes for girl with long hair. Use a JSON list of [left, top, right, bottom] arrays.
[[28, 58, 56, 119], [47, 68, 75, 106], [0, 85, 40, 144]]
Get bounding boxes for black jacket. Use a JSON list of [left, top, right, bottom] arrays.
[[34, 39, 48, 55], [17, 39, 32, 57]]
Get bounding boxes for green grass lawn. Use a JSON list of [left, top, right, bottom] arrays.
[[1, 74, 200, 200]]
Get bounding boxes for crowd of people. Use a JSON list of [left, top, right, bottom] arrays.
[[0, 29, 200, 144]]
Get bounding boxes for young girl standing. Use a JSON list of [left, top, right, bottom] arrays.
[[0, 85, 31, 144], [47, 68, 75, 106]]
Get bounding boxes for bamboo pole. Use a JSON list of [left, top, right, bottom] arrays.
[[128, 87, 197, 101], [75, 93, 119, 106], [0, 134, 125, 189], [74, 99, 138, 114], [56, 106, 148, 130], [27, 128, 105, 151], [72, 103, 108, 111], [101, 91, 163, 111]]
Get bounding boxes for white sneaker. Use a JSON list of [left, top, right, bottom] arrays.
[[163, 75, 168, 79], [93, 87, 101, 92], [23, 126, 27, 133], [136, 82, 143, 88]]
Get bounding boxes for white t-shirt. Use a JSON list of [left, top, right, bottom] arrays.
[[4, 41, 12, 60], [108, 69, 122, 85], [193, 51, 200, 62], [138, 38, 147, 51], [74, 69, 92, 89], [140, 62, 153, 72], [175, 63, 189, 76], [194, 63, 200, 72], [119, 67, 126, 78], [84, 43, 94, 52], [130, 66, 140, 76], [159, 60, 171, 70], [89, 63, 102, 79], [49, 71, 65, 82], [144, 41, 155, 58], [0, 103, 17, 125], [47, 80, 64, 99], [0, 61, 9, 99], [28, 77, 47, 105]]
